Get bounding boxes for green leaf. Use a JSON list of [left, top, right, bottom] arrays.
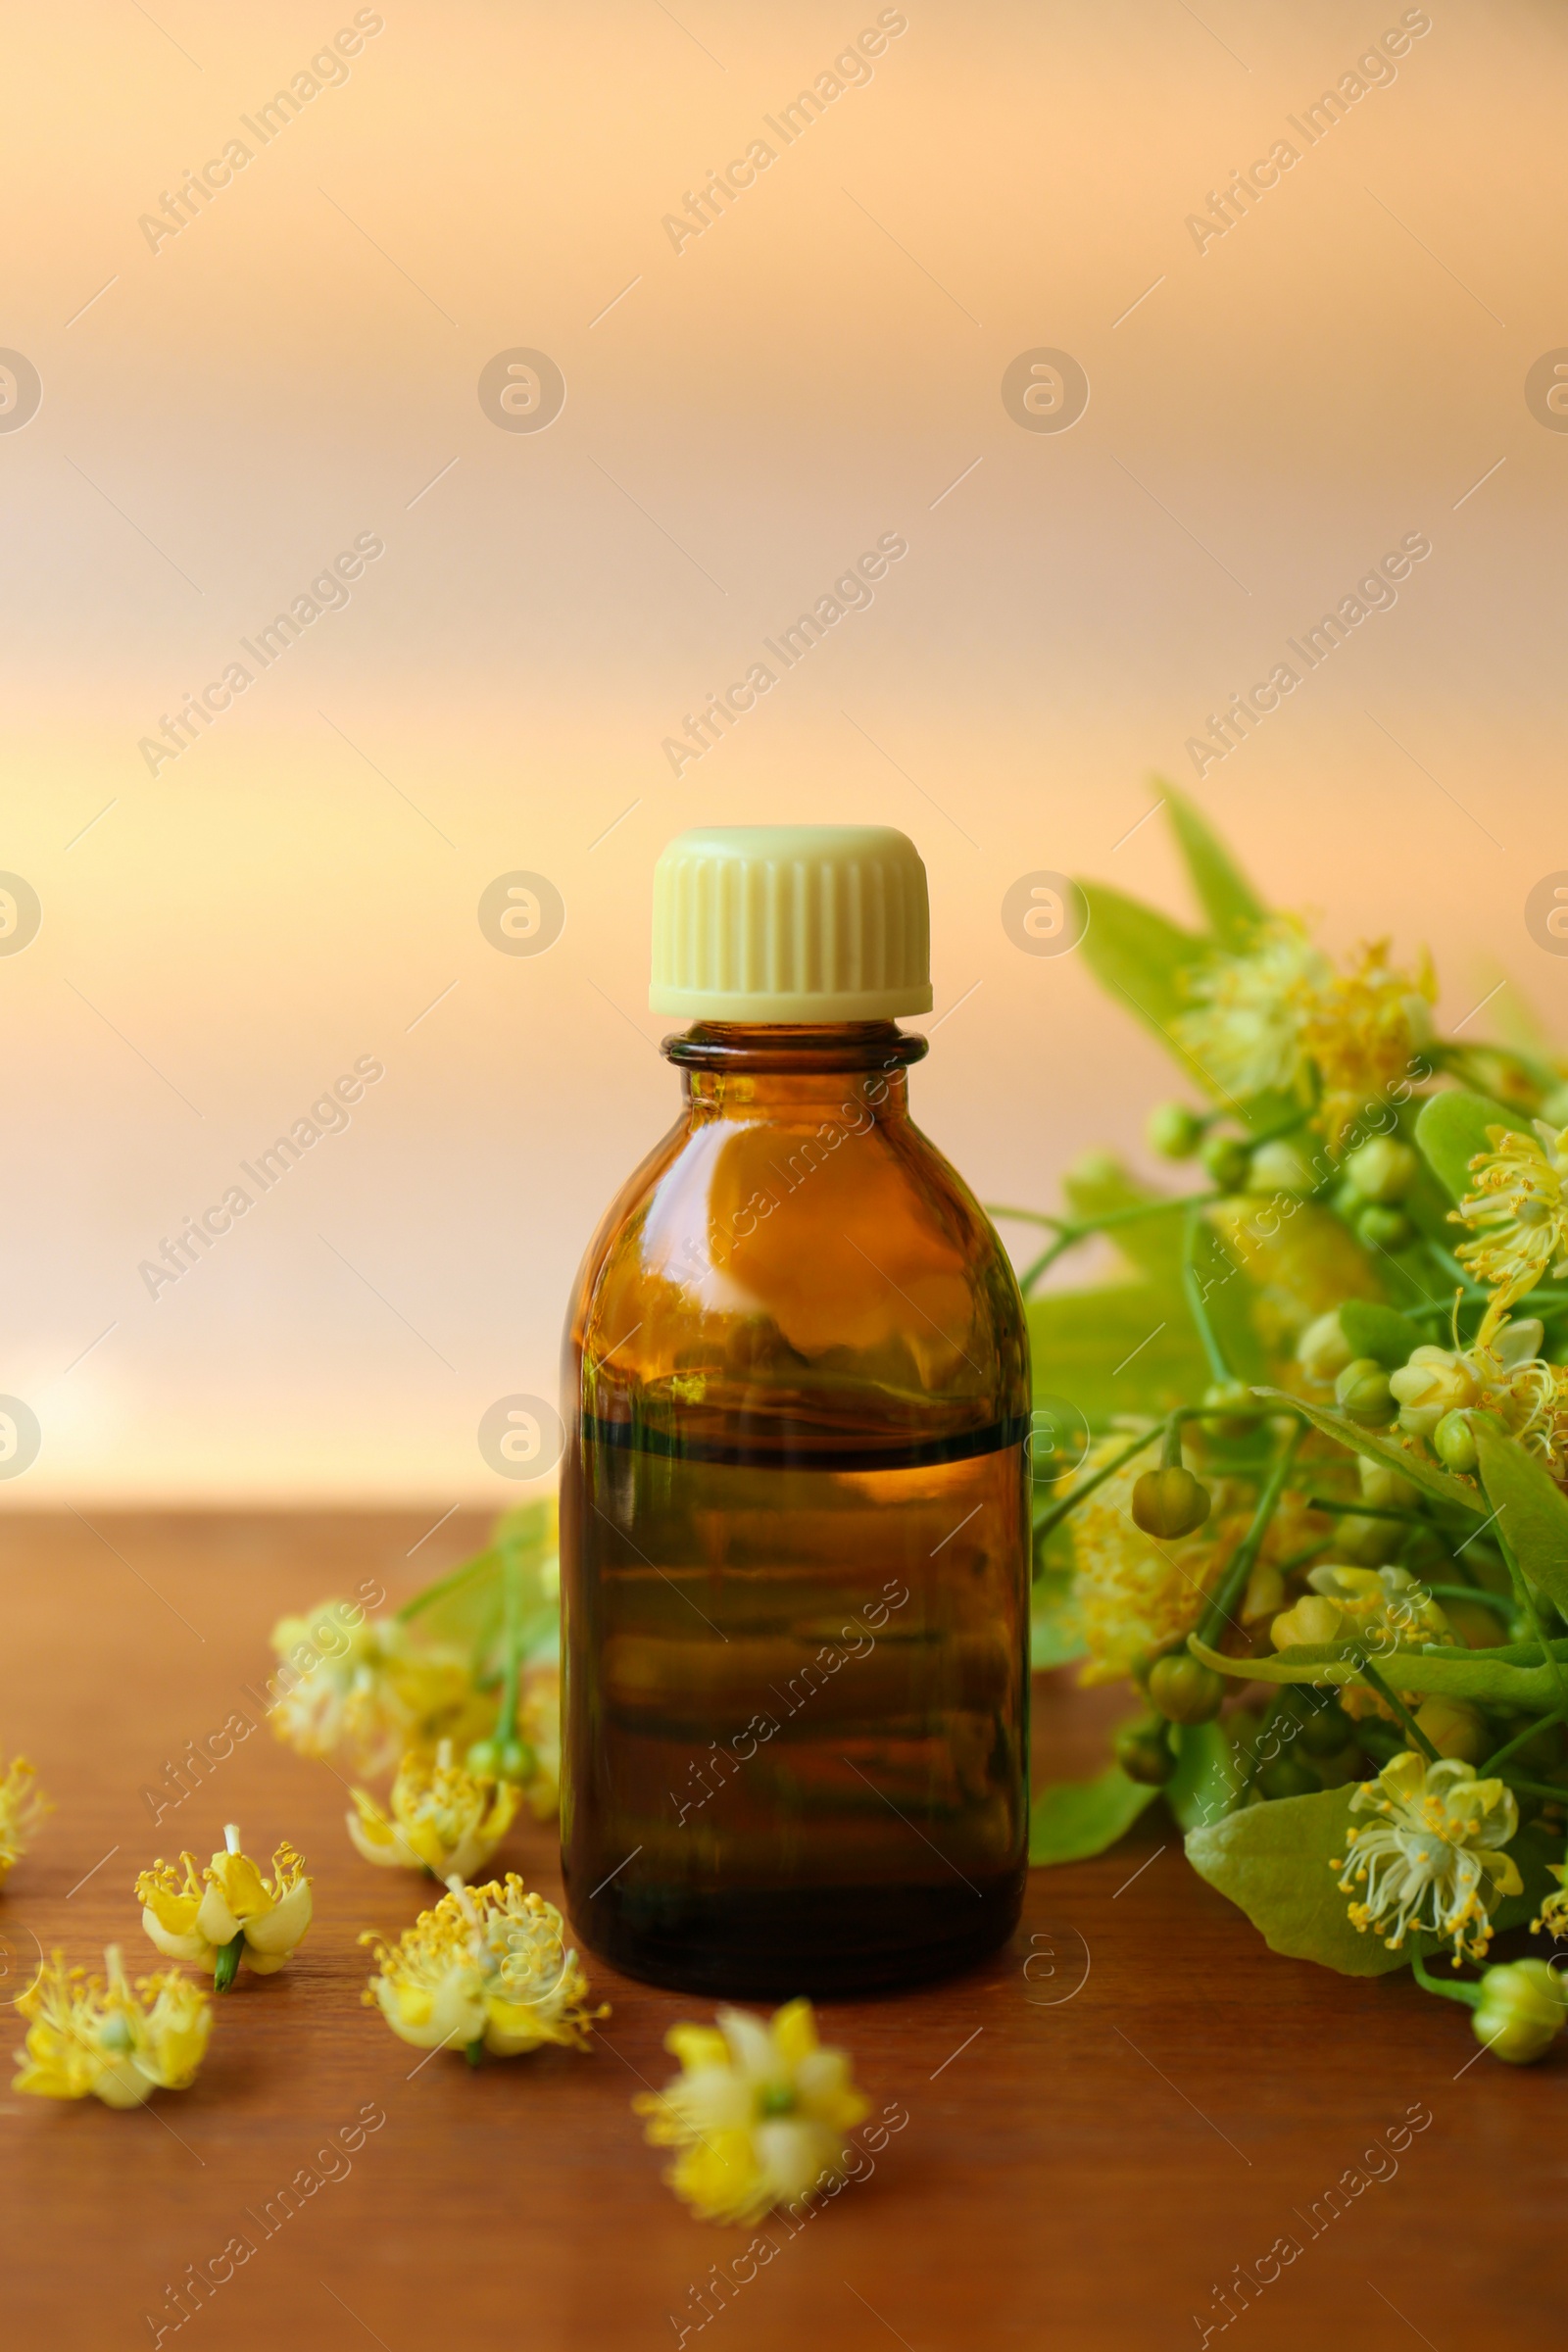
[[1163, 784, 1266, 948], [1414, 1089, 1523, 1204], [1029, 1766, 1158, 1865], [1472, 1414, 1568, 1618], [1076, 881, 1210, 1039], [1030, 1285, 1214, 1422], [1189, 1634, 1563, 1711], [1251, 1389, 1485, 1514], [1061, 1157, 1188, 1291], [1164, 1716, 1246, 1833], [1186, 1785, 1431, 1975], [1030, 1569, 1086, 1670], [1338, 1300, 1423, 1368]]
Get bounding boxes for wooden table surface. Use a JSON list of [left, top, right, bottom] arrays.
[[0, 1511, 1556, 2352]]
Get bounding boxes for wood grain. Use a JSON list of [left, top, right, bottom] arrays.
[[0, 1511, 1555, 2352]]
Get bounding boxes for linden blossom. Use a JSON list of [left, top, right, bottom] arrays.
[[1184, 529, 1431, 777], [662, 530, 907, 776], [137, 12, 386, 255]]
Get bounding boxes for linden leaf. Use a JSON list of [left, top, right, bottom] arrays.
[[1029, 1766, 1157, 1865], [1471, 1413, 1568, 1618], [1164, 1716, 1246, 1834], [1250, 1389, 1485, 1514], [1414, 1089, 1522, 1205], [1075, 881, 1210, 1038], [1189, 1633, 1564, 1711], [1337, 1300, 1423, 1369], [1162, 784, 1266, 950], [1185, 1786, 1432, 1977]]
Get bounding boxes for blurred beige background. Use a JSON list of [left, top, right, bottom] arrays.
[[4, 0, 1567, 1499]]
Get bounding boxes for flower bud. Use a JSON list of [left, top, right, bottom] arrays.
[[1270, 1594, 1347, 1649], [1335, 1357, 1396, 1427], [1344, 1137, 1420, 1204], [1433, 1409, 1478, 1472], [1258, 1755, 1318, 1800], [1354, 1203, 1413, 1251], [1148, 1102, 1203, 1160], [1359, 1455, 1417, 1510], [1146, 1652, 1226, 1725], [1335, 1513, 1402, 1566], [1411, 1695, 1488, 1764], [1200, 1134, 1250, 1193], [1130, 1465, 1211, 1540], [1294, 1694, 1353, 1757], [1298, 1308, 1355, 1384], [1200, 1377, 1257, 1437], [1246, 1138, 1318, 1197], [1471, 1959, 1568, 2066], [1388, 1347, 1479, 1440], [1114, 1719, 1175, 1786]]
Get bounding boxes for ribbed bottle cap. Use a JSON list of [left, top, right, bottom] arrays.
[[650, 824, 932, 1022]]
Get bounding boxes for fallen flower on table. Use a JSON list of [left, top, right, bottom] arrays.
[[635, 1998, 869, 2226], [0, 1754, 50, 1886], [137, 1824, 313, 1988], [347, 1740, 519, 1878], [363, 1872, 605, 2062], [14, 1944, 211, 2105]]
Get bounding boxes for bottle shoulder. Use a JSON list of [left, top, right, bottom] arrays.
[[564, 1102, 1029, 1451]]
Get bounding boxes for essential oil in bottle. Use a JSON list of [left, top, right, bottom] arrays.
[[560, 824, 1030, 1995]]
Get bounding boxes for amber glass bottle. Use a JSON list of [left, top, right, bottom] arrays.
[[560, 827, 1030, 1995]]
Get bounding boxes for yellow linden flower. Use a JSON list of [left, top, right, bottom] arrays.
[[363, 1872, 605, 2059], [270, 1599, 484, 1777], [1300, 940, 1435, 1151], [1070, 1440, 1322, 1685], [1532, 1864, 1568, 1940], [1451, 1121, 1568, 1320], [1333, 1753, 1521, 1964], [635, 1999, 869, 2227], [1176, 916, 1432, 1146], [347, 1742, 518, 1878], [0, 1754, 50, 1886], [1271, 1562, 1453, 1654], [1389, 1314, 1568, 1472], [137, 1825, 313, 1984], [14, 1944, 211, 2106]]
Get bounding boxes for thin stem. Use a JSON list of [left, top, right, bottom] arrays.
[[1016, 1192, 1224, 1295], [1303, 1495, 1432, 1526], [494, 1541, 523, 1745], [1495, 1771, 1568, 1803], [1422, 1585, 1516, 1619], [1411, 1951, 1482, 2007], [1182, 1205, 1232, 1385], [1195, 1422, 1302, 1648], [1032, 1425, 1165, 1546], [1358, 1659, 1439, 1759], [1480, 1705, 1568, 1777], [988, 1205, 1069, 1231]]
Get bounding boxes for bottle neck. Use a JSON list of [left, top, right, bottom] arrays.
[[663, 1021, 925, 1121]]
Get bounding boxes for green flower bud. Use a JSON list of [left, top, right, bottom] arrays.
[[1258, 1754, 1319, 1800], [1471, 1959, 1568, 2066], [1201, 1378, 1257, 1435], [1200, 1134, 1250, 1193], [497, 1738, 537, 1783], [465, 1739, 500, 1776], [1246, 1138, 1319, 1197], [1344, 1136, 1420, 1204], [1114, 1719, 1175, 1786], [1433, 1409, 1479, 1472], [1411, 1695, 1488, 1764], [1295, 1695, 1353, 1757], [1146, 1652, 1226, 1725], [1131, 1465, 1212, 1540], [1148, 1102, 1204, 1160], [1298, 1308, 1355, 1384], [1335, 1356, 1396, 1427], [1355, 1203, 1413, 1252], [1359, 1455, 1417, 1510]]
